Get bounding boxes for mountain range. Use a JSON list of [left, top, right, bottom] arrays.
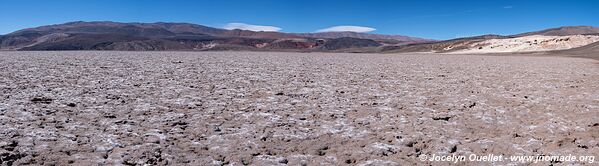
[[0, 21, 430, 51], [1, 21, 599, 54]]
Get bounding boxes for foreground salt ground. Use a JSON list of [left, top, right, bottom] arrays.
[[0, 51, 598, 165]]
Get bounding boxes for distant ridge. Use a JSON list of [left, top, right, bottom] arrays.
[[2, 22, 599, 54], [295, 31, 434, 44], [514, 26, 599, 36]]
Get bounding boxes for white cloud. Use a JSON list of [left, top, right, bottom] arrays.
[[223, 23, 281, 32], [503, 6, 513, 9], [316, 25, 376, 33]]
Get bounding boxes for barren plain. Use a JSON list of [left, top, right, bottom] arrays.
[[1, 51, 599, 165]]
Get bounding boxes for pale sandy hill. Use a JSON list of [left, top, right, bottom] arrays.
[[451, 35, 599, 53]]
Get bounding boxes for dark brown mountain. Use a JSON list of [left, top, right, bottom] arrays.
[[321, 37, 381, 50], [11, 21, 297, 38], [0, 21, 301, 50], [549, 41, 599, 60]]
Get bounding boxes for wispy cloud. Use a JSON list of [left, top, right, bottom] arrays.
[[223, 23, 281, 32], [386, 9, 481, 23], [316, 26, 376, 33], [503, 6, 513, 9]]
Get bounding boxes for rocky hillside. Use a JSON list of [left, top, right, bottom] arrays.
[[382, 26, 599, 54], [381, 35, 508, 53]]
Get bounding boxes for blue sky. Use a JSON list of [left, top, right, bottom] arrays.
[[1, 0, 598, 39]]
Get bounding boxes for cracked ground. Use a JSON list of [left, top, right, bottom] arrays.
[[1, 51, 599, 165]]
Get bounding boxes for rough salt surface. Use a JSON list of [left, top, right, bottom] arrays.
[[0, 51, 598, 165]]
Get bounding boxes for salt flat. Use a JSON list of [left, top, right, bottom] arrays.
[[1, 51, 598, 165]]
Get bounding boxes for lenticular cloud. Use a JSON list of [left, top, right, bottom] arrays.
[[223, 23, 281, 32], [316, 26, 376, 33]]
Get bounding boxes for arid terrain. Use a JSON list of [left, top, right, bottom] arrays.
[[1, 51, 599, 165]]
